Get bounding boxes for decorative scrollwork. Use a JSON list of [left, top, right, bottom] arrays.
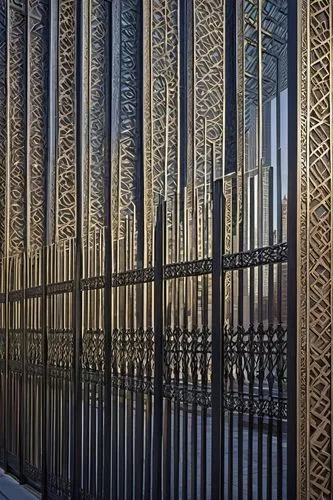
[[26, 329, 42, 365], [8, 5, 26, 254], [46, 280, 73, 295], [0, 0, 6, 257], [28, 0, 48, 250], [9, 330, 23, 361], [56, 0, 76, 241], [111, 328, 154, 394], [82, 329, 104, 372], [47, 329, 73, 368], [112, 267, 155, 287], [223, 242, 288, 270], [194, 0, 224, 202]]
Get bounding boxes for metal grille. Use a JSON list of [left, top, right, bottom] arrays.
[[0, 0, 289, 499]]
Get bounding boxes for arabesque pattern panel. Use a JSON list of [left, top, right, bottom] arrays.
[[298, 0, 333, 497]]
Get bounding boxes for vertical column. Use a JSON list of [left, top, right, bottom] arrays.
[[211, 179, 223, 500], [73, 0, 83, 496], [0, 0, 6, 257], [103, 1, 112, 497], [54, 0, 76, 243], [292, 0, 333, 498], [152, 201, 165, 499]]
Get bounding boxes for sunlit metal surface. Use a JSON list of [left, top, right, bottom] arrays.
[[0, 0, 294, 498]]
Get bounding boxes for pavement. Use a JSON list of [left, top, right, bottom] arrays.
[[0, 471, 37, 499]]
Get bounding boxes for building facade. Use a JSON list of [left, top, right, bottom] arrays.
[[0, 0, 331, 498]]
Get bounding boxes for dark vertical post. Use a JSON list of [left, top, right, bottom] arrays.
[[225, 1, 237, 496], [152, 201, 165, 499], [72, 0, 83, 496], [287, 0, 297, 498], [135, 0, 145, 483], [41, 246, 48, 499], [41, 3, 51, 493], [103, 1, 112, 497], [211, 179, 223, 500]]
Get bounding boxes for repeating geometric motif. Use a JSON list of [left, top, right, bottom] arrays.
[[26, 329, 42, 366], [118, 0, 140, 233], [111, 328, 154, 393], [110, 0, 140, 241], [299, 0, 309, 496], [224, 178, 233, 324], [0, 1, 6, 257], [28, 0, 49, 250], [306, 1, 332, 497], [193, 0, 223, 203], [151, 0, 178, 205], [84, 0, 106, 237], [56, 0, 76, 241], [47, 329, 73, 368], [82, 329, 104, 372], [8, 6, 26, 254]]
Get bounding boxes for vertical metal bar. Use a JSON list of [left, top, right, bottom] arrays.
[[104, 0, 112, 497], [276, 57, 282, 324], [152, 201, 165, 499], [4, 0, 10, 473], [41, 246, 48, 498], [211, 179, 223, 500], [287, 0, 297, 497], [225, 1, 237, 495], [135, 1, 145, 495], [72, 0, 83, 496], [257, 3, 264, 499]]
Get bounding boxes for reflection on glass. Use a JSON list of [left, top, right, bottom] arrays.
[[227, 0, 288, 328]]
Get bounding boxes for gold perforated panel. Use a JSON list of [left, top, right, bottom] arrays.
[[298, 0, 333, 497]]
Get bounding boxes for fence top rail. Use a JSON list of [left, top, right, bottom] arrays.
[[0, 242, 287, 301]]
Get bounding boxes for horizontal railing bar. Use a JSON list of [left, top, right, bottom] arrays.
[[0, 242, 288, 300]]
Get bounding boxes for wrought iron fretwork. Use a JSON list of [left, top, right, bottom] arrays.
[[297, 0, 333, 497], [0, 1, 293, 498]]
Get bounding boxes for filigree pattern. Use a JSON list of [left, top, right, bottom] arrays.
[[112, 0, 140, 239], [47, 329, 73, 368], [28, 0, 49, 249], [111, 328, 154, 393], [151, 0, 178, 205], [56, 0, 76, 241], [119, 0, 140, 227], [224, 177, 233, 324], [163, 327, 212, 406], [300, 1, 333, 497], [299, 1, 309, 495], [9, 330, 22, 361], [193, 0, 223, 201], [0, 1, 6, 257], [82, 329, 104, 372], [85, 0, 106, 236], [9, 6, 26, 254], [26, 329, 42, 365]]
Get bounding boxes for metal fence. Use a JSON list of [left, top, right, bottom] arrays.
[[0, 183, 288, 499]]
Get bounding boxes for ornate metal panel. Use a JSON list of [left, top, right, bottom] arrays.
[[151, 0, 179, 204], [194, 0, 224, 193], [83, 0, 107, 238], [111, 0, 141, 242], [28, 0, 49, 250], [0, 1, 6, 257], [55, 0, 76, 242], [8, 1, 26, 254], [297, 0, 333, 497]]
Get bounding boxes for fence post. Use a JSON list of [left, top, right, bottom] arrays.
[[103, 1, 113, 497], [152, 201, 165, 499], [211, 179, 224, 499], [72, 0, 83, 496], [41, 246, 48, 499]]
